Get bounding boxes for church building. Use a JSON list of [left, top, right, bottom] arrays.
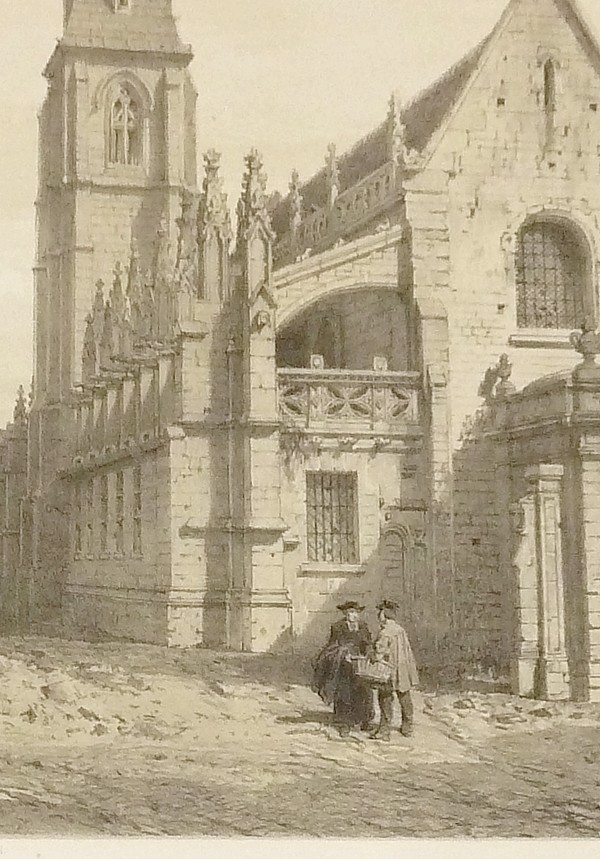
[[2, 0, 600, 703]]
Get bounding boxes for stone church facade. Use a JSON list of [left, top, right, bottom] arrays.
[[2, 0, 600, 701]]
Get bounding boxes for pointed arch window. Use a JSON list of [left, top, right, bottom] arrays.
[[516, 219, 589, 329], [109, 86, 141, 166]]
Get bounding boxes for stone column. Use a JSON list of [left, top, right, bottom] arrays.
[[511, 487, 539, 696], [515, 465, 569, 699], [230, 151, 292, 652]]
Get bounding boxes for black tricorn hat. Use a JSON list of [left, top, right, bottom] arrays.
[[337, 601, 365, 612], [377, 599, 399, 612]]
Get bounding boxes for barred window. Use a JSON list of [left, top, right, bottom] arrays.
[[516, 220, 588, 329], [115, 471, 124, 556], [133, 465, 142, 556], [306, 472, 358, 564]]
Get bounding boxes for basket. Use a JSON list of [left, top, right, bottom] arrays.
[[352, 656, 392, 685]]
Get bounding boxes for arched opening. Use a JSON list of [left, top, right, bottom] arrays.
[[276, 287, 409, 370], [515, 217, 591, 329]]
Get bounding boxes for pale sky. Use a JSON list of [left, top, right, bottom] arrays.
[[0, 0, 599, 425]]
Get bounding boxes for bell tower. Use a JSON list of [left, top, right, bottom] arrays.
[[29, 0, 198, 618]]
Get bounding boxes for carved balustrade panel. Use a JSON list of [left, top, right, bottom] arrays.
[[278, 369, 420, 431]]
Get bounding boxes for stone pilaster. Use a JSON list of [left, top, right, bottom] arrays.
[[511, 486, 539, 696], [578, 433, 600, 702], [515, 465, 569, 699], [230, 150, 292, 652]]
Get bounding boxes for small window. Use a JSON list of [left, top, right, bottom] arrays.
[[74, 483, 82, 558], [86, 479, 94, 557], [114, 0, 131, 10], [516, 219, 588, 329], [306, 472, 358, 564], [544, 60, 556, 113], [99, 474, 109, 554], [115, 471, 124, 556], [109, 86, 141, 166], [133, 464, 142, 556]]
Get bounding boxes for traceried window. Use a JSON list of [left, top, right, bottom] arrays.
[[109, 86, 141, 166], [515, 219, 588, 329], [306, 472, 359, 565]]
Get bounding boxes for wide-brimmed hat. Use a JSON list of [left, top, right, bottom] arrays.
[[337, 601, 365, 612], [377, 599, 399, 613]]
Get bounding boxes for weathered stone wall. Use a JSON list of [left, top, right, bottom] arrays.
[[64, 449, 172, 644]]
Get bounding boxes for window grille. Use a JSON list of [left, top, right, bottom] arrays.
[[516, 220, 587, 329], [306, 472, 358, 564]]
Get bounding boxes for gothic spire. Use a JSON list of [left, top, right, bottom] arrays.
[[82, 314, 98, 383], [13, 385, 27, 427], [388, 91, 408, 166], [237, 149, 275, 245], [289, 169, 303, 233], [99, 301, 116, 370], [325, 143, 340, 208], [198, 150, 232, 237]]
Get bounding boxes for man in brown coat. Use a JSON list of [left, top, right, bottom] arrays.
[[370, 599, 419, 741]]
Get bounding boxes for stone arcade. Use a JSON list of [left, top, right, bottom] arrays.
[[3, 0, 600, 701]]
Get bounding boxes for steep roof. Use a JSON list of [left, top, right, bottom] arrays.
[[61, 0, 190, 55], [271, 35, 490, 237], [272, 0, 600, 239]]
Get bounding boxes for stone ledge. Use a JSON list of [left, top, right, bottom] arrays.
[[298, 563, 367, 578], [508, 329, 574, 349]]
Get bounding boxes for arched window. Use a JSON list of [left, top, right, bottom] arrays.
[[516, 219, 589, 329], [109, 86, 141, 166]]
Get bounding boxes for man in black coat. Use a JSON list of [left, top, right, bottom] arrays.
[[312, 601, 373, 737]]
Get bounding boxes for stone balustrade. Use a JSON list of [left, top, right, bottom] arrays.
[[273, 161, 399, 268], [277, 368, 420, 432]]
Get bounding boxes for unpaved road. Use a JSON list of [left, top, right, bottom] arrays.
[[0, 637, 599, 837]]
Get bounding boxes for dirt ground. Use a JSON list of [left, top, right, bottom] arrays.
[[0, 636, 599, 838]]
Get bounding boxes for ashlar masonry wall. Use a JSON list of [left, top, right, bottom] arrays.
[[403, 0, 600, 673]]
